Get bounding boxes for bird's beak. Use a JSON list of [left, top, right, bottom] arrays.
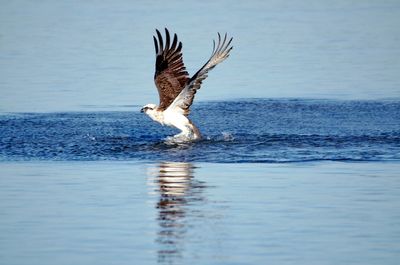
[[140, 108, 145, 113]]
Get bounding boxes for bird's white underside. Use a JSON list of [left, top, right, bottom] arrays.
[[144, 104, 201, 141]]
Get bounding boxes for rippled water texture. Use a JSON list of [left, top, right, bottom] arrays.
[[1, 99, 399, 162]]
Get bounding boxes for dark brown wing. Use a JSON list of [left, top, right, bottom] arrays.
[[153, 28, 189, 110]]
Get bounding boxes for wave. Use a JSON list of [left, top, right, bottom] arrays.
[[1, 99, 399, 163]]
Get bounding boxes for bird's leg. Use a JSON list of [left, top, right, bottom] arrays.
[[173, 125, 201, 140]]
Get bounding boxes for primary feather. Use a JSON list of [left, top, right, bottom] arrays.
[[153, 29, 189, 111]]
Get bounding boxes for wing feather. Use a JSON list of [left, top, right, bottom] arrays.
[[154, 28, 189, 110], [168, 33, 233, 116]]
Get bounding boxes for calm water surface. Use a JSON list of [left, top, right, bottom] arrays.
[[1, 0, 400, 112], [1, 161, 400, 265]]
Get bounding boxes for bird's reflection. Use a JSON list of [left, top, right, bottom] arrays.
[[148, 162, 206, 264]]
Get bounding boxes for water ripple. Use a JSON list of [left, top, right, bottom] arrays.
[[1, 99, 399, 163]]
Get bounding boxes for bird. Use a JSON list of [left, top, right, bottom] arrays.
[[141, 28, 233, 142]]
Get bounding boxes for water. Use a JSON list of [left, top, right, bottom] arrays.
[[1, 161, 400, 265], [1, 1, 400, 264], [1, 99, 399, 162], [2, 99, 400, 264], [1, 1, 400, 112]]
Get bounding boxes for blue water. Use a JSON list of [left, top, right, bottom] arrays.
[[2, 1, 400, 264], [1, 161, 400, 265], [1, 99, 399, 162], [1, 1, 400, 112]]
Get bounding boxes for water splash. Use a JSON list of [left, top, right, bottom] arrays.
[[221, 132, 235, 141]]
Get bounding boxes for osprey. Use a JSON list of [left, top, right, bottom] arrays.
[[141, 28, 233, 141]]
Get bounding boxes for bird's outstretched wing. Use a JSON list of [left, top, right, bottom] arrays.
[[168, 33, 233, 116], [154, 28, 189, 111]]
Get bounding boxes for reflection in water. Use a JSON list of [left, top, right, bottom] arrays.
[[148, 162, 206, 264]]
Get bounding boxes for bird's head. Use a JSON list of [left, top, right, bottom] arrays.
[[140, 103, 157, 114]]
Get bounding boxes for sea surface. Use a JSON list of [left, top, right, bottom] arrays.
[[1, 99, 400, 265], [1, 0, 400, 112], [1, 0, 400, 264], [1, 161, 400, 265], [1, 99, 399, 163]]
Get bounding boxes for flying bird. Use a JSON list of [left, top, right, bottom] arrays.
[[141, 28, 233, 141]]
